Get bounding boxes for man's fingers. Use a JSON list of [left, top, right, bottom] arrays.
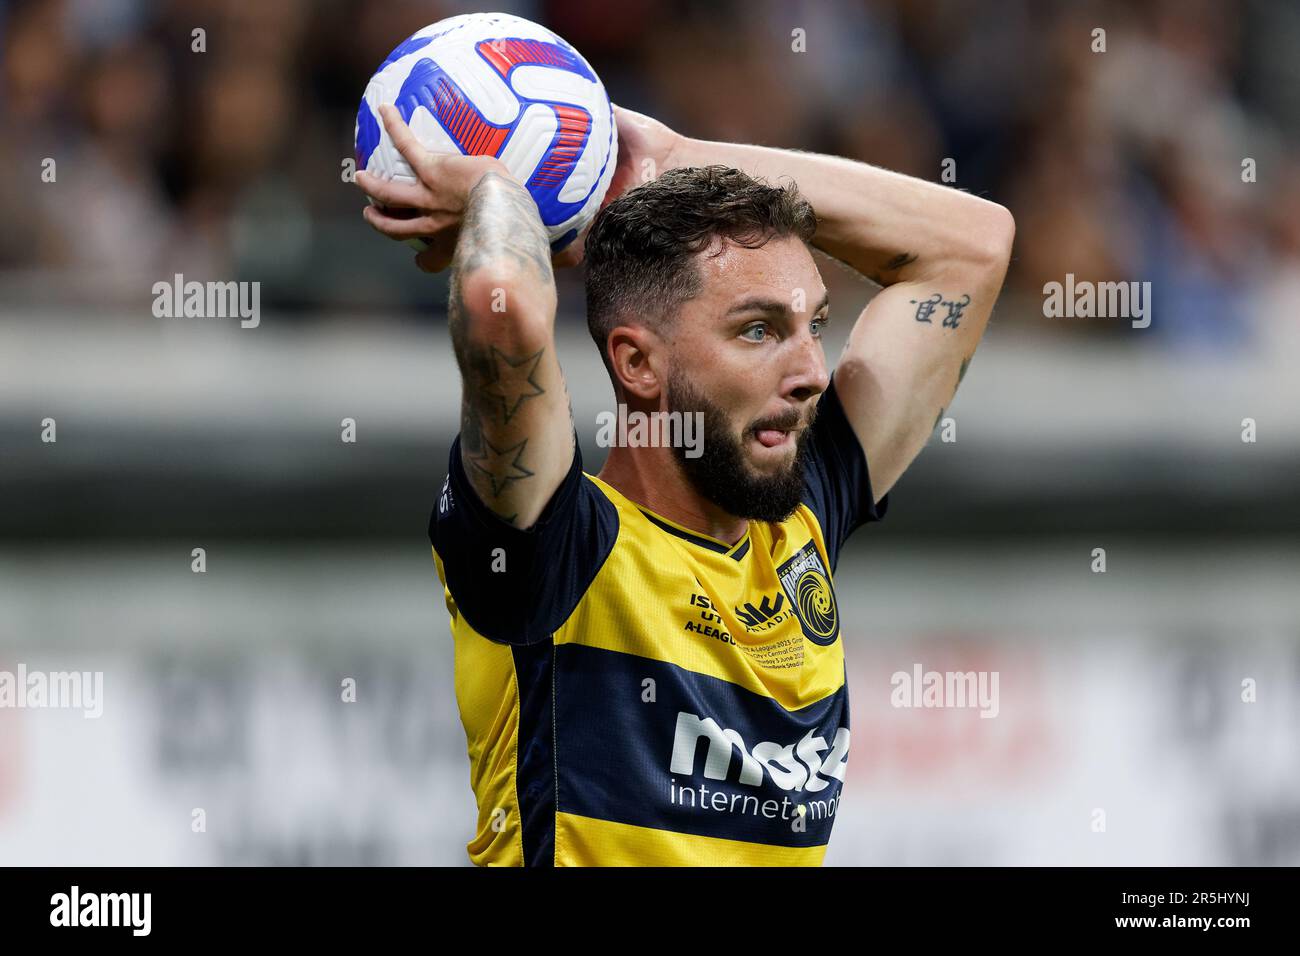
[[362, 203, 454, 240], [378, 104, 441, 179], [355, 170, 433, 210]]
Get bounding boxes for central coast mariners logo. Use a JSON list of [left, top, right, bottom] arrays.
[[776, 540, 839, 645]]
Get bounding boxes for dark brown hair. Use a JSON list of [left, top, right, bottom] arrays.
[[583, 165, 817, 372]]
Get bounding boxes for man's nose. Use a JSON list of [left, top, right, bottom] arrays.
[[787, 331, 829, 403]]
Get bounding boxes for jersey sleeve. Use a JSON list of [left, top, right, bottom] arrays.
[[429, 433, 619, 646], [801, 373, 889, 571]]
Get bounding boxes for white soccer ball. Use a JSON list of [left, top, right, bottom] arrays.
[[354, 12, 617, 252]]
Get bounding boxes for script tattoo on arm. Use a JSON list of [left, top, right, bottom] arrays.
[[908, 291, 972, 329]]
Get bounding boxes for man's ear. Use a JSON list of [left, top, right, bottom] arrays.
[[608, 325, 663, 401]]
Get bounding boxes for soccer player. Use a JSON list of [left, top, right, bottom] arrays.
[[357, 103, 1014, 866]]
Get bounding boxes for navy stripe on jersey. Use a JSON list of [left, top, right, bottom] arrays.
[[429, 434, 619, 645], [801, 374, 888, 570], [512, 641, 556, 866], [554, 644, 849, 849]]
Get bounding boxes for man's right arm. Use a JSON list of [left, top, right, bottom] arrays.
[[357, 103, 575, 529], [447, 169, 574, 529]]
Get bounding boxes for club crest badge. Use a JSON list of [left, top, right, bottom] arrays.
[[776, 540, 840, 646]]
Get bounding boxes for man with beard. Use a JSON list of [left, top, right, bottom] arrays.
[[357, 105, 1014, 866]]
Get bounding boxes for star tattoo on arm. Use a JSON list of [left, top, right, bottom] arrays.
[[465, 437, 535, 497], [481, 346, 545, 423]]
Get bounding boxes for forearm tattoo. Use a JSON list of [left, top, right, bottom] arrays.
[[452, 171, 553, 283], [448, 171, 556, 519]]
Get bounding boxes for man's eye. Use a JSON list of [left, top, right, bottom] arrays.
[[811, 317, 827, 336], [741, 324, 768, 342]]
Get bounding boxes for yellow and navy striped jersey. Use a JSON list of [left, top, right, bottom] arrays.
[[429, 375, 887, 866]]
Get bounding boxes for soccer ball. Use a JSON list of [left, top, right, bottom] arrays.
[[354, 12, 617, 252]]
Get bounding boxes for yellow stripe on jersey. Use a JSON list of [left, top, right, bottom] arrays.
[[554, 812, 829, 867], [435, 548, 524, 866]]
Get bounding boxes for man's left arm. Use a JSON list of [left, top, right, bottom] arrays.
[[663, 119, 1015, 502]]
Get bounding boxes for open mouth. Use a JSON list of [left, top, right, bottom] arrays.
[[754, 428, 793, 449]]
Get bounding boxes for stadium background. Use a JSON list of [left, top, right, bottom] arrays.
[[1, 0, 1298, 865]]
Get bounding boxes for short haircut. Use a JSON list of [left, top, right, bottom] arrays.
[[583, 165, 817, 373]]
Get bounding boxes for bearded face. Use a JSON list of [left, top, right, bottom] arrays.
[[665, 364, 817, 523]]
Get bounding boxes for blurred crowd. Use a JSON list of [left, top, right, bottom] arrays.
[[2, 0, 1298, 352]]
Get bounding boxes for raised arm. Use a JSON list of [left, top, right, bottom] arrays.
[[661, 113, 1015, 501], [445, 170, 576, 528], [357, 105, 574, 528]]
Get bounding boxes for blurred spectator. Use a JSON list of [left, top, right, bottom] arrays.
[[0, 0, 1292, 351]]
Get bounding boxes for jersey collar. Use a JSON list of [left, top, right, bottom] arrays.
[[637, 507, 751, 562]]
